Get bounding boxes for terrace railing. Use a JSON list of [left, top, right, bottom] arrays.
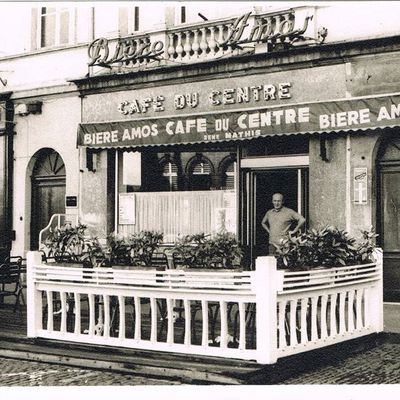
[[26, 250, 383, 364]]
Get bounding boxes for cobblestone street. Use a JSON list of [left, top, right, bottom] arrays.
[[280, 343, 400, 384], [2, 340, 400, 385], [0, 357, 180, 386]]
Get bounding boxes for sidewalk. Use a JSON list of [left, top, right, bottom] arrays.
[[275, 303, 400, 384]]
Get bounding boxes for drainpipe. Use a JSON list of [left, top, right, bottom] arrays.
[[0, 92, 14, 259]]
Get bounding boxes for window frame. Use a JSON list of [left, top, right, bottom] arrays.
[[36, 6, 76, 49]]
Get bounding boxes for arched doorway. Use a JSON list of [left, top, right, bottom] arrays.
[[30, 149, 66, 250], [377, 133, 400, 301]]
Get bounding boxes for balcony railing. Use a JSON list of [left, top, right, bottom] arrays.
[[88, 8, 317, 74], [26, 249, 383, 364]]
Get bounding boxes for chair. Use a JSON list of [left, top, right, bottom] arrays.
[[0, 256, 23, 312], [150, 252, 169, 270]]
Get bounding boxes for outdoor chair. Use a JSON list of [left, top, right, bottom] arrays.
[[0, 256, 23, 313]]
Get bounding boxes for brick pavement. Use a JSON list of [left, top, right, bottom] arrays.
[[0, 357, 180, 386]]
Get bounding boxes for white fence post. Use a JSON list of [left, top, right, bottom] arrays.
[[255, 256, 282, 364], [27, 251, 43, 338], [370, 248, 384, 332]]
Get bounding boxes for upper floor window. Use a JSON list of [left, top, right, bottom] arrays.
[[39, 7, 72, 48]]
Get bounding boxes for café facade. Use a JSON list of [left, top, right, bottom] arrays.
[[3, 5, 399, 303], [67, 9, 400, 302]]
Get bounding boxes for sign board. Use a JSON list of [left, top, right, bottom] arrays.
[[65, 196, 78, 208], [118, 193, 136, 225], [78, 94, 400, 149], [354, 167, 368, 205]]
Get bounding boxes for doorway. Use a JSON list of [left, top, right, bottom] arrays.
[[241, 167, 308, 263], [377, 134, 400, 301], [30, 149, 66, 250]]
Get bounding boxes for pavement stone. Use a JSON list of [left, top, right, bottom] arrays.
[[279, 342, 400, 384], [0, 357, 180, 386], [2, 340, 400, 385]]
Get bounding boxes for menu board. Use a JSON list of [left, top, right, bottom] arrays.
[[118, 193, 135, 225]]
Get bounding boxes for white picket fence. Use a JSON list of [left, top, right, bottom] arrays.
[[26, 250, 383, 364]]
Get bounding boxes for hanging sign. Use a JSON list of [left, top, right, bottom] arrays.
[[353, 168, 368, 205]]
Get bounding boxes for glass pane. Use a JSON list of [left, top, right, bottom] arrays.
[[41, 13, 56, 47], [382, 172, 400, 251], [59, 10, 70, 44]]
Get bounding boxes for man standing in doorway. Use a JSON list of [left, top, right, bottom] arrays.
[[261, 192, 306, 255]]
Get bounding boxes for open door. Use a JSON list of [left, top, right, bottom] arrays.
[[241, 168, 308, 264]]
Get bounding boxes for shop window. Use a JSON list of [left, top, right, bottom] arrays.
[[189, 157, 212, 190], [161, 161, 179, 191], [222, 161, 236, 190]]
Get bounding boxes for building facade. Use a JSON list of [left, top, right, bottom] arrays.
[[1, 2, 400, 301]]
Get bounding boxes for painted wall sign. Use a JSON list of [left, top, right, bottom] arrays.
[[354, 167, 368, 205], [118, 193, 136, 225], [78, 94, 400, 148], [117, 83, 291, 115]]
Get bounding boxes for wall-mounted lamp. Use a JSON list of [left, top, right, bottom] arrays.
[[15, 101, 42, 116]]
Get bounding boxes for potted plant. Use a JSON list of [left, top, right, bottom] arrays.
[[107, 232, 133, 266], [127, 231, 164, 268], [275, 226, 377, 271], [80, 236, 109, 268], [173, 232, 243, 270], [44, 223, 87, 263]]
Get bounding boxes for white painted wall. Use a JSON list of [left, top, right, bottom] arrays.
[[2, 2, 400, 93], [12, 94, 81, 256]]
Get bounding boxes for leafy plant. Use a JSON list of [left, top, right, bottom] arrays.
[[44, 223, 87, 262], [107, 232, 133, 265], [80, 236, 108, 267], [210, 232, 243, 268], [173, 232, 243, 269], [275, 226, 378, 270], [127, 231, 164, 267], [355, 228, 379, 263]]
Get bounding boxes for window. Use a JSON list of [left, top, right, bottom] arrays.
[[133, 6, 140, 32], [180, 6, 186, 24], [222, 161, 236, 190], [161, 161, 178, 191], [189, 157, 212, 190], [39, 7, 73, 48]]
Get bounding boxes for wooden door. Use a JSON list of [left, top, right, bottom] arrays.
[[378, 134, 400, 301], [30, 149, 66, 250]]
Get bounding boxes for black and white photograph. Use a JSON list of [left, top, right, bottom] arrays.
[[0, 0, 400, 395]]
